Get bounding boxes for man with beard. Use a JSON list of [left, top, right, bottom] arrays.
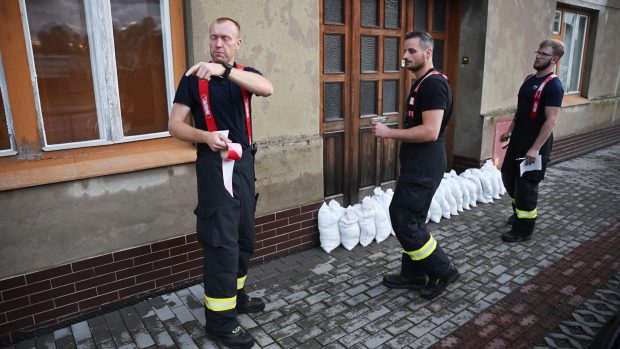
[[372, 31, 459, 300], [499, 39, 565, 242]]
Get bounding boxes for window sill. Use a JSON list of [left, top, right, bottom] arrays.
[[562, 94, 590, 107], [0, 138, 197, 191]]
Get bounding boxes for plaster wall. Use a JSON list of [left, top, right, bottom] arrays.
[[188, 1, 324, 214], [0, 166, 197, 278]]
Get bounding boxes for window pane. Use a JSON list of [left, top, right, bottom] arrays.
[[560, 13, 586, 93], [385, 0, 400, 29], [0, 91, 10, 150], [433, 39, 444, 71], [324, 82, 343, 121], [382, 80, 398, 114], [361, 36, 377, 72], [324, 0, 344, 24], [414, 0, 427, 31], [26, 0, 99, 145], [360, 80, 377, 116], [433, 0, 446, 32], [361, 0, 378, 27], [324, 34, 344, 73], [383, 37, 399, 72], [111, 0, 168, 137], [553, 11, 562, 34]]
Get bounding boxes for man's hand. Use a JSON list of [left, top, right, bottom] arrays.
[[500, 131, 511, 143], [185, 62, 226, 80], [204, 132, 231, 152], [524, 147, 539, 165], [372, 123, 390, 138]]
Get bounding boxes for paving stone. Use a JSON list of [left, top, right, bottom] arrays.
[[70, 322, 91, 343]]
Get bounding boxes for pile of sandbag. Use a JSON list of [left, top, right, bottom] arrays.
[[319, 160, 506, 253], [427, 160, 505, 224], [318, 188, 394, 253]]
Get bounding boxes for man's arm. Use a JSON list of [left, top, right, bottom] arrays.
[[499, 119, 515, 143], [524, 105, 560, 164], [185, 62, 274, 97], [372, 109, 443, 143], [168, 103, 230, 151]]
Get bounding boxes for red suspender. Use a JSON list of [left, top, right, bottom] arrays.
[[524, 73, 558, 119], [407, 71, 448, 118], [198, 63, 252, 144]]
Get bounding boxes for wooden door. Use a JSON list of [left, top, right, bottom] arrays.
[[321, 0, 460, 205]]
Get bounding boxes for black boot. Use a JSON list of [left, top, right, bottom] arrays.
[[506, 214, 516, 225], [502, 217, 535, 242], [205, 326, 255, 349], [419, 264, 460, 300], [382, 274, 428, 290], [237, 290, 265, 313]]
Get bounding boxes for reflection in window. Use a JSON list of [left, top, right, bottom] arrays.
[[383, 37, 399, 72], [0, 53, 13, 152], [360, 81, 377, 116], [361, 36, 377, 72], [361, 0, 378, 27], [382, 80, 398, 114], [25, 0, 99, 145], [324, 34, 344, 73], [324, 0, 344, 24], [384, 0, 400, 29], [111, 0, 168, 137], [414, 0, 427, 30], [559, 12, 587, 93], [324, 82, 344, 121], [432, 0, 446, 32]]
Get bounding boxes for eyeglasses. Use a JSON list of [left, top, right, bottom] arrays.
[[534, 50, 553, 57]]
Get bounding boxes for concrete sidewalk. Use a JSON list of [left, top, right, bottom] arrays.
[[4, 143, 620, 349]]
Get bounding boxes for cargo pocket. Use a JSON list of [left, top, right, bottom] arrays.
[[391, 175, 436, 216], [195, 208, 222, 248]]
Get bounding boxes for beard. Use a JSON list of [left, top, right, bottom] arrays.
[[406, 60, 424, 73], [533, 60, 552, 71]]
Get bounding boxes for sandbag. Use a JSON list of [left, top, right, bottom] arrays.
[[434, 183, 451, 219], [370, 197, 392, 243], [339, 205, 360, 250], [318, 200, 345, 253], [460, 171, 479, 207], [451, 171, 471, 210], [354, 201, 376, 247], [445, 172, 464, 212], [427, 195, 442, 223], [441, 178, 459, 216]]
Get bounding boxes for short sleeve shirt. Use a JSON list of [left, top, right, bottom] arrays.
[[173, 65, 261, 152], [511, 73, 564, 157]]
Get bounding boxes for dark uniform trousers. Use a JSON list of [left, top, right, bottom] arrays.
[[389, 174, 451, 280], [195, 149, 256, 334], [501, 159, 543, 237]]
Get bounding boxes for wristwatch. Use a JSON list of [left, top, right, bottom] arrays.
[[221, 63, 233, 79]]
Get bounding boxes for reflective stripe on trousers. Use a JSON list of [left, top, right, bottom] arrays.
[[404, 234, 437, 261], [204, 295, 236, 312]]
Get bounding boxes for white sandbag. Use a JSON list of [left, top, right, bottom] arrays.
[[355, 200, 377, 247], [451, 172, 471, 210], [459, 173, 478, 208], [483, 160, 506, 196], [339, 205, 360, 250], [371, 198, 392, 243], [472, 168, 494, 202], [434, 183, 451, 219], [441, 178, 459, 216], [372, 188, 392, 224], [445, 172, 464, 212], [318, 200, 345, 253], [481, 160, 501, 199], [462, 170, 486, 204], [383, 188, 395, 235], [427, 195, 443, 223]]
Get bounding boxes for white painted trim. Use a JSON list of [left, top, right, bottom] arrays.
[[116, 131, 170, 143], [0, 51, 17, 155], [161, 0, 176, 114], [19, 0, 46, 147], [42, 139, 113, 152]]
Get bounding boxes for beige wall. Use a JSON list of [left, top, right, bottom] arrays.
[[463, 0, 620, 161], [188, 1, 323, 215]]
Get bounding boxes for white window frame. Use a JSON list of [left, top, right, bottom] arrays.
[[20, 0, 175, 151], [0, 52, 17, 157], [562, 12, 587, 94]]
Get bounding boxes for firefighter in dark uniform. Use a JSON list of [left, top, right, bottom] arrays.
[[168, 18, 273, 349], [373, 31, 459, 300], [500, 39, 565, 243]]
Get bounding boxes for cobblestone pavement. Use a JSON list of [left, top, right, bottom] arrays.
[[4, 143, 620, 349]]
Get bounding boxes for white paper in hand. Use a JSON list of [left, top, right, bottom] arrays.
[[520, 155, 542, 177]]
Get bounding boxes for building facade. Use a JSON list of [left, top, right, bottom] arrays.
[[1, 0, 618, 343]]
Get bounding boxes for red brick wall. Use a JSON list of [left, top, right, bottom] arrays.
[[0, 201, 321, 344]]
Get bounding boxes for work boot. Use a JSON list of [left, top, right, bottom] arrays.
[[237, 291, 265, 313], [501, 231, 531, 242], [205, 325, 254, 349], [506, 214, 516, 225], [382, 274, 427, 290], [419, 264, 460, 300]]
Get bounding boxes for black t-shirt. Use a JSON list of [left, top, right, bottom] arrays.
[[399, 69, 452, 180], [511, 73, 564, 157], [173, 65, 261, 153]]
